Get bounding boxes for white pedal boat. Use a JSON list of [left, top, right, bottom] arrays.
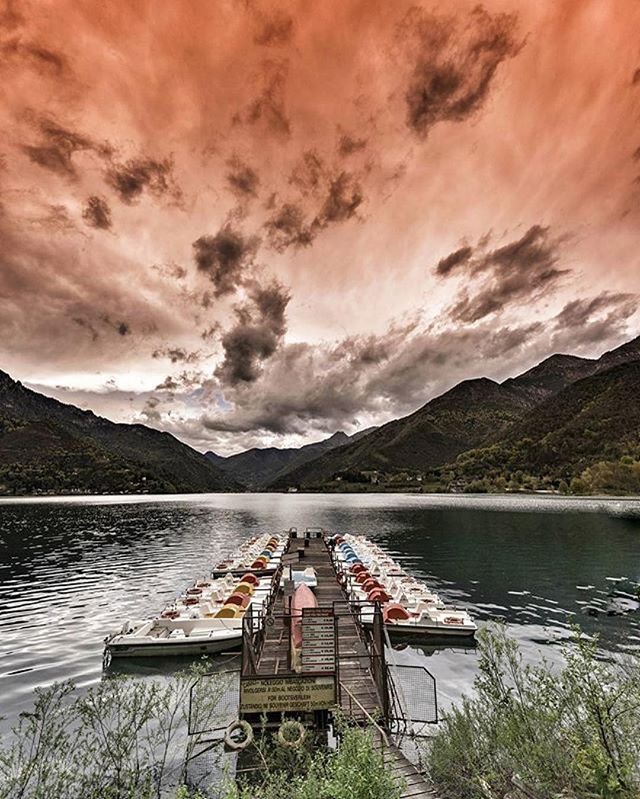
[[105, 534, 282, 658], [331, 534, 477, 639]]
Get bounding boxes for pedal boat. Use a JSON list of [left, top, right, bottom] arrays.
[[330, 534, 477, 639], [104, 535, 282, 658]]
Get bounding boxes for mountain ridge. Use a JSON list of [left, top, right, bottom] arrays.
[[268, 335, 640, 490], [0, 370, 240, 495], [206, 430, 368, 488]]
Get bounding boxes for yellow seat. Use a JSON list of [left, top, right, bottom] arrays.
[[234, 581, 254, 595], [215, 604, 240, 618]]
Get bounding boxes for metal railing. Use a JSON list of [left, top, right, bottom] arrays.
[[241, 561, 284, 676]]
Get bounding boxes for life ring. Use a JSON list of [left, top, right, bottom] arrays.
[[224, 720, 254, 751], [277, 720, 306, 748]]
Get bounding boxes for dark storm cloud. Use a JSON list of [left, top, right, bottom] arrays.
[[337, 133, 368, 157], [239, 59, 291, 138], [315, 171, 363, 226], [155, 370, 204, 392], [289, 150, 325, 195], [553, 292, 637, 330], [22, 116, 102, 179], [106, 156, 180, 205], [82, 195, 112, 230], [72, 314, 130, 339], [152, 347, 200, 364], [192, 223, 259, 297], [551, 292, 638, 350], [141, 395, 162, 422], [156, 375, 178, 391], [449, 225, 568, 323], [264, 169, 363, 252], [264, 202, 314, 252], [225, 156, 260, 198], [481, 322, 544, 358], [214, 280, 290, 386], [253, 10, 294, 47], [100, 315, 131, 336], [200, 323, 220, 341], [435, 245, 473, 276], [402, 5, 522, 138]]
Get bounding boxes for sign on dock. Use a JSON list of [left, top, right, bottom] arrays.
[[301, 608, 336, 674], [240, 675, 336, 713]]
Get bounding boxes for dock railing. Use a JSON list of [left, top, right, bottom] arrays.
[[241, 561, 284, 677]]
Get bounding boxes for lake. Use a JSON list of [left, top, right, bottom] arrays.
[[1, 493, 639, 728]]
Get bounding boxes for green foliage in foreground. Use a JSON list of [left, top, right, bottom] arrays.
[[429, 626, 640, 799], [0, 664, 402, 799], [0, 662, 226, 799], [224, 715, 403, 799]]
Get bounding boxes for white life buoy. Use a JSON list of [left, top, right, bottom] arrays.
[[224, 719, 254, 751], [277, 720, 306, 748]]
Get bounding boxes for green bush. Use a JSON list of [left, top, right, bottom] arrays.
[[428, 625, 640, 798], [0, 662, 228, 799], [0, 670, 403, 799]]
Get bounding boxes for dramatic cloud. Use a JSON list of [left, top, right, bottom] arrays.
[[554, 292, 637, 330], [237, 59, 291, 138], [264, 202, 314, 252], [2, 0, 640, 453], [21, 116, 102, 179], [215, 280, 290, 385], [203, 316, 550, 438], [315, 171, 363, 226], [552, 292, 638, 349], [152, 347, 200, 364], [82, 195, 112, 230], [402, 5, 522, 137], [192, 224, 259, 297], [225, 157, 260, 199], [446, 226, 569, 323], [337, 133, 367, 158], [435, 245, 473, 276], [106, 157, 179, 205]]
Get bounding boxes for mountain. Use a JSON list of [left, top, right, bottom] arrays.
[[205, 430, 367, 489], [503, 353, 597, 403], [596, 336, 640, 372], [451, 359, 640, 492], [0, 371, 240, 495], [269, 335, 640, 491], [269, 378, 533, 488]]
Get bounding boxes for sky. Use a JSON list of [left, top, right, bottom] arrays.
[[1, 0, 639, 455]]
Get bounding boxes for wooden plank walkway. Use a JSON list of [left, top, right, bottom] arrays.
[[257, 536, 379, 716], [253, 534, 437, 798]]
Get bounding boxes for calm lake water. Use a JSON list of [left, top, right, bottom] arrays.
[[1, 493, 639, 728]]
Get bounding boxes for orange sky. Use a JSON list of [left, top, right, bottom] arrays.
[[1, 0, 639, 453]]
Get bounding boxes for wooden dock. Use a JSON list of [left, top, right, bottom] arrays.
[[255, 535, 380, 718], [242, 531, 438, 798]]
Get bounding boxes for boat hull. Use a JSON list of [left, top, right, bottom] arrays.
[[106, 633, 242, 658]]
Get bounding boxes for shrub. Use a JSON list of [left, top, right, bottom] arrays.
[[428, 625, 640, 799]]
